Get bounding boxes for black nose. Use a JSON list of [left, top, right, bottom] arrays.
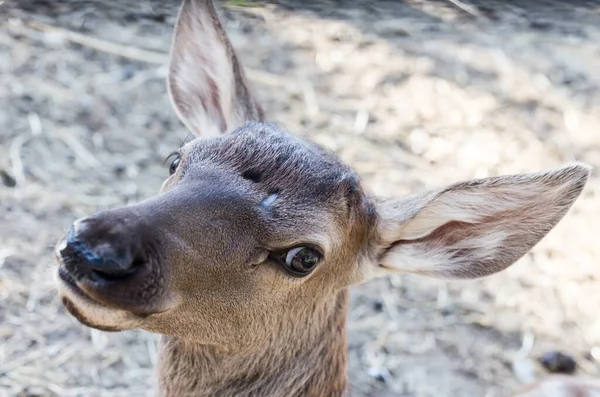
[[60, 217, 138, 281]]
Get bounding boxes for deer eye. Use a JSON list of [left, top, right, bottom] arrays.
[[277, 246, 321, 277], [166, 152, 181, 175]]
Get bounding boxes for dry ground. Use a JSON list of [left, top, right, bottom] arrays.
[[1, 1, 600, 396]]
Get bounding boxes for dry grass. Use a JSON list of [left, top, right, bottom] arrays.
[[1, 1, 599, 396]]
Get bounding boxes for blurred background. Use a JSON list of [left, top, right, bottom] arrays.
[[1, 1, 599, 396]]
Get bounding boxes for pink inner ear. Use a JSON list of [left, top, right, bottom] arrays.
[[374, 164, 590, 280]]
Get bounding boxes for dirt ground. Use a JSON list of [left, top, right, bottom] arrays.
[[1, 0, 600, 396]]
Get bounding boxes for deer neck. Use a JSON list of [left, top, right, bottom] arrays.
[[156, 289, 350, 397]]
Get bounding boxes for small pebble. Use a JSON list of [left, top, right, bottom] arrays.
[[0, 169, 16, 187], [113, 164, 127, 177], [539, 351, 577, 374], [373, 299, 384, 312]]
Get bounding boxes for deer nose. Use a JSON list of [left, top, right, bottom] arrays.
[[60, 218, 138, 280]]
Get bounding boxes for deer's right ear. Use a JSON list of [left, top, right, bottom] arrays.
[[168, 0, 263, 137]]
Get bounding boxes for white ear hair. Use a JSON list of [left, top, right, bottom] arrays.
[[366, 163, 590, 280]]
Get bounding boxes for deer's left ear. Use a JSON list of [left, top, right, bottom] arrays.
[[361, 164, 590, 281]]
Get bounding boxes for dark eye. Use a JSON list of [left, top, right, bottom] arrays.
[[278, 246, 321, 277], [168, 153, 180, 175]]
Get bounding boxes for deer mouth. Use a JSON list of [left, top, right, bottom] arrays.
[[55, 255, 147, 332], [54, 265, 125, 332], [57, 265, 89, 298]]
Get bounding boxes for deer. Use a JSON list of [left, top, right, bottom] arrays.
[[53, 0, 593, 396]]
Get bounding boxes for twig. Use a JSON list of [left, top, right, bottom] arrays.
[[246, 68, 298, 90], [22, 20, 294, 89], [302, 81, 319, 116], [26, 20, 167, 64], [354, 109, 369, 134], [0, 345, 50, 377], [90, 328, 109, 350], [443, 0, 484, 19], [27, 112, 43, 136], [9, 135, 28, 187], [380, 280, 404, 323], [514, 331, 535, 361], [146, 336, 158, 367], [53, 132, 101, 169], [512, 331, 536, 384]]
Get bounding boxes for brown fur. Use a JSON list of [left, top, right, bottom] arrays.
[[53, 1, 591, 396], [157, 291, 349, 397]]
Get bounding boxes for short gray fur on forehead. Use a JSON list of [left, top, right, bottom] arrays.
[[181, 121, 360, 201]]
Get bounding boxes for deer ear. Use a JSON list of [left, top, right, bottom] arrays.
[[168, 0, 263, 137], [363, 164, 590, 281]]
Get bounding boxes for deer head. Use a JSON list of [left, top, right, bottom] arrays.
[[55, 0, 589, 374]]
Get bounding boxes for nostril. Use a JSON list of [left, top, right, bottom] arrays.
[[61, 221, 139, 281]]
